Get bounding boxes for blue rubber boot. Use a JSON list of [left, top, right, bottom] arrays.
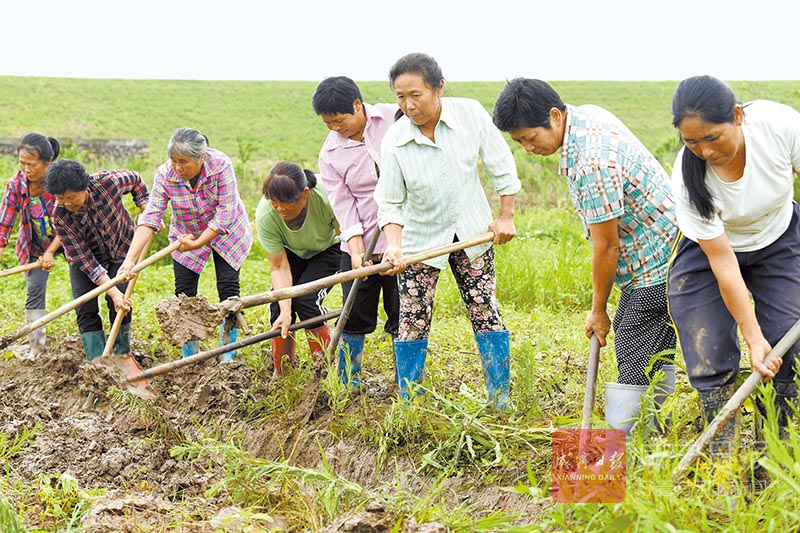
[[80, 330, 106, 362], [113, 322, 132, 355], [181, 339, 200, 359], [337, 333, 365, 390], [475, 330, 511, 410], [394, 338, 428, 400], [220, 316, 238, 362]]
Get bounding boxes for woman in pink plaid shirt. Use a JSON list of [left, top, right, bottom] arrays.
[[121, 128, 253, 361]]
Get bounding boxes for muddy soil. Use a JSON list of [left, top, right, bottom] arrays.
[[0, 337, 543, 531]]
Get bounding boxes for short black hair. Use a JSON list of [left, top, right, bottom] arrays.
[[262, 160, 317, 203], [312, 76, 363, 115], [45, 159, 90, 195], [493, 78, 566, 132]]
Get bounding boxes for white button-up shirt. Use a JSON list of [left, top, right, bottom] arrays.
[[375, 97, 520, 269]]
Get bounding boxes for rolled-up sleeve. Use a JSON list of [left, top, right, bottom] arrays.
[[375, 138, 407, 230], [138, 172, 168, 230], [207, 162, 239, 235], [478, 104, 521, 196]]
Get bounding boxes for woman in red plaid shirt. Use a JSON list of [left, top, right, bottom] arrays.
[[120, 128, 253, 361], [45, 159, 149, 361], [0, 134, 63, 357]]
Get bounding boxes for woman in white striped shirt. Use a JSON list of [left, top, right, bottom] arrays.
[[375, 52, 521, 408]]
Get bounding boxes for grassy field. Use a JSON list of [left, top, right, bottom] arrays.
[[1, 77, 800, 532]]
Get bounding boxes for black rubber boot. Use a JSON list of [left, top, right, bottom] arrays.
[[698, 383, 739, 458], [775, 380, 798, 441]]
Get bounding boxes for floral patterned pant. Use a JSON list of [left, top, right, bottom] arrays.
[[397, 246, 505, 340]]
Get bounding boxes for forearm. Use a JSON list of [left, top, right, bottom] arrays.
[[194, 227, 220, 248], [270, 265, 293, 316], [347, 235, 366, 256], [382, 223, 403, 248], [591, 246, 617, 312], [45, 236, 62, 255], [125, 226, 156, 264], [711, 257, 763, 343], [497, 194, 515, 220]]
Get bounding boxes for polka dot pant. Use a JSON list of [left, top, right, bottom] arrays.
[[612, 283, 676, 386]]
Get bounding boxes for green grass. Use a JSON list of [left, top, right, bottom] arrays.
[[1, 77, 800, 531]]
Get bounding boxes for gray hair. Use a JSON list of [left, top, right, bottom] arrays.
[[167, 127, 208, 160]]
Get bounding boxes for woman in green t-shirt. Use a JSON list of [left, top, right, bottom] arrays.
[[255, 161, 341, 377]]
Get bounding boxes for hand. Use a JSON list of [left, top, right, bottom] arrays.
[[117, 260, 137, 281], [381, 244, 406, 276], [350, 251, 365, 270], [488, 216, 516, 245], [351, 252, 372, 281], [748, 337, 780, 381], [271, 311, 293, 339], [41, 252, 55, 272], [585, 309, 611, 347], [109, 287, 131, 313], [177, 234, 199, 252]]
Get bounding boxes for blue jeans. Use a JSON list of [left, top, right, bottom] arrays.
[[668, 203, 800, 389]]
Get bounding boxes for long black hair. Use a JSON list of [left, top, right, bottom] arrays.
[[18, 133, 60, 163], [672, 75, 740, 220]]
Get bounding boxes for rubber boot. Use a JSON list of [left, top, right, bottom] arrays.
[[698, 383, 739, 458], [652, 364, 677, 433], [337, 333, 365, 390], [81, 330, 106, 362], [219, 315, 238, 362], [774, 380, 798, 441], [25, 309, 47, 358], [475, 329, 511, 409], [271, 334, 296, 378], [113, 322, 132, 355], [653, 364, 677, 407], [604, 382, 647, 435], [181, 339, 200, 359], [306, 324, 331, 363], [751, 380, 797, 491], [394, 338, 428, 400]]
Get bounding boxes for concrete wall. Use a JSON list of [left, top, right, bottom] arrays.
[[0, 137, 148, 162]]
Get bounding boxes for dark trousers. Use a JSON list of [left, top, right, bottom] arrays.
[[70, 261, 130, 333], [173, 249, 240, 301], [269, 245, 341, 325], [340, 252, 400, 336], [668, 203, 800, 390]]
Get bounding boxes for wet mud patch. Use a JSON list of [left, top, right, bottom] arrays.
[[155, 294, 225, 346]]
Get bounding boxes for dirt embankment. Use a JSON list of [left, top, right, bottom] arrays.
[[0, 337, 542, 531]]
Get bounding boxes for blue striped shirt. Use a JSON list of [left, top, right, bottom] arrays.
[[376, 97, 520, 269]]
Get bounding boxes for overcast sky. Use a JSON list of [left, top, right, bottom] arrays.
[[2, 0, 796, 82]]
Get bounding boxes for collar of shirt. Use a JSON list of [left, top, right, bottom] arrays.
[[392, 98, 460, 147], [558, 104, 578, 178], [163, 148, 225, 185], [324, 103, 389, 151]]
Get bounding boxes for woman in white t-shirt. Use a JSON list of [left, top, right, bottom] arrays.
[[668, 75, 800, 454]]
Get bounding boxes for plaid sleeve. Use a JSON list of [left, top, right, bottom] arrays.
[[138, 172, 169, 230], [111, 170, 149, 207], [206, 161, 239, 235], [0, 177, 22, 247], [53, 210, 107, 283]]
